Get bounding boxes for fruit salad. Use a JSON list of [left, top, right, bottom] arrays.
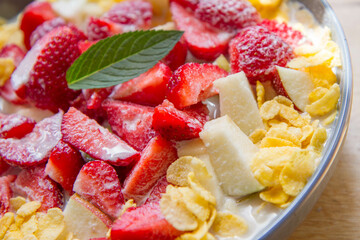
[[0, 0, 341, 239]]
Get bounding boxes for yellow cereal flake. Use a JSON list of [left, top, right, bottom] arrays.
[[0, 58, 15, 86], [259, 186, 289, 205], [0, 212, 15, 238], [300, 125, 314, 148], [177, 187, 211, 222], [214, 54, 230, 72], [274, 95, 293, 107], [256, 81, 265, 108], [188, 173, 216, 206], [307, 65, 337, 89], [20, 215, 38, 237], [10, 197, 27, 212], [308, 87, 329, 103], [306, 83, 340, 116], [260, 100, 281, 120], [260, 137, 298, 148], [249, 0, 283, 19], [0, 22, 24, 49], [16, 202, 41, 218], [266, 127, 301, 147], [279, 105, 309, 127], [249, 129, 267, 144], [120, 199, 136, 216], [322, 110, 337, 126], [212, 212, 248, 237], [309, 127, 327, 153], [35, 208, 65, 240]]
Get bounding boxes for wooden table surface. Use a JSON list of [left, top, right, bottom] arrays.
[[290, 0, 360, 239]]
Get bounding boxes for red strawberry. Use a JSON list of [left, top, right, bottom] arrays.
[[123, 136, 177, 203], [259, 19, 305, 48], [195, 0, 260, 31], [12, 166, 64, 212], [104, 0, 153, 32], [73, 160, 125, 219], [45, 140, 85, 193], [69, 93, 106, 123], [61, 107, 139, 166], [0, 80, 28, 105], [166, 62, 228, 108], [83, 87, 114, 110], [145, 176, 169, 204], [0, 111, 63, 167], [78, 40, 98, 54], [29, 17, 67, 47], [102, 100, 157, 151], [170, 2, 234, 61], [11, 26, 85, 112], [110, 62, 172, 107], [152, 100, 206, 141], [87, 17, 122, 41], [162, 39, 188, 71], [0, 113, 36, 139], [170, 0, 199, 11], [0, 160, 10, 175], [111, 203, 183, 240], [0, 44, 26, 66], [229, 26, 294, 84], [20, 1, 57, 49], [0, 175, 16, 216]]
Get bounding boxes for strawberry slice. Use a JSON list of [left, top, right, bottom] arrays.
[[0, 160, 10, 175], [170, 0, 199, 11], [166, 62, 228, 109], [0, 113, 36, 139], [102, 100, 157, 151], [111, 203, 183, 240], [78, 40, 98, 54], [152, 100, 206, 141], [87, 17, 122, 41], [144, 176, 169, 204], [45, 140, 85, 193], [20, 1, 57, 49], [11, 26, 85, 112], [162, 38, 188, 71], [73, 160, 125, 219], [0, 175, 16, 216], [83, 87, 114, 110], [11, 166, 64, 212], [61, 107, 139, 166], [110, 62, 172, 107], [123, 136, 177, 203], [69, 93, 106, 124], [29, 17, 67, 47], [0, 111, 63, 167], [170, 2, 234, 61]]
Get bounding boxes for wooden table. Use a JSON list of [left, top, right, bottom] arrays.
[[290, 0, 360, 239]]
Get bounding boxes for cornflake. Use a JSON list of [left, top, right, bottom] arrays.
[[211, 212, 248, 237]]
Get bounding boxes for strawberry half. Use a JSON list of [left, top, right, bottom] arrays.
[[45, 140, 85, 193], [0, 175, 16, 216], [61, 107, 139, 166], [170, 0, 199, 11], [29, 17, 67, 47], [162, 38, 188, 72], [111, 203, 183, 240], [110, 62, 172, 107], [170, 2, 234, 61], [144, 176, 169, 204], [0, 160, 10, 175], [11, 166, 64, 212], [11, 26, 85, 112], [83, 87, 114, 110], [166, 62, 228, 109], [87, 17, 122, 41], [0, 113, 36, 139], [123, 136, 177, 203], [73, 160, 125, 219], [102, 100, 157, 152], [0, 111, 63, 167]]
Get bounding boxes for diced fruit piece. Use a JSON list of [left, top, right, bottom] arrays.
[[0, 175, 16, 216], [171, 2, 234, 61], [45, 140, 85, 193], [20, 1, 57, 49], [166, 62, 228, 108], [64, 194, 112, 240], [199, 115, 264, 197], [30, 17, 67, 47], [102, 100, 157, 151], [162, 39, 188, 71], [195, 0, 260, 31], [69, 93, 106, 123], [83, 87, 114, 110], [111, 62, 172, 107], [229, 26, 294, 84], [87, 17, 122, 41], [0, 112, 63, 167], [0, 159, 10, 175], [11, 166, 64, 212], [73, 161, 125, 219], [78, 40, 98, 54], [123, 136, 177, 203], [111, 203, 183, 240], [61, 107, 139, 166], [145, 176, 169, 204], [0, 44, 26, 66], [273, 66, 314, 111], [214, 72, 264, 135], [11, 26, 85, 112], [152, 100, 207, 141], [170, 0, 199, 11], [0, 113, 36, 139]]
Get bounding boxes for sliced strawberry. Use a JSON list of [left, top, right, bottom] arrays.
[[0, 112, 63, 167], [152, 100, 205, 141], [110, 62, 172, 107], [0, 80, 28, 105], [166, 62, 228, 109], [87, 17, 122, 41], [0, 113, 36, 139], [0, 44, 26, 66], [29, 17, 67, 47], [123, 136, 177, 203], [162, 38, 188, 71], [78, 40, 98, 54], [170, 2, 234, 61], [194, 0, 260, 31], [83, 87, 114, 110], [102, 100, 157, 152], [229, 26, 294, 84], [144, 176, 169, 204], [0, 159, 11, 175], [0, 175, 16, 216], [61, 107, 139, 166], [69, 93, 106, 124], [111, 202, 183, 240], [20, 1, 57, 49], [45, 140, 85, 193], [11, 26, 85, 112], [11, 166, 64, 212], [73, 160, 125, 219], [183, 102, 210, 125], [170, 0, 199, 11]]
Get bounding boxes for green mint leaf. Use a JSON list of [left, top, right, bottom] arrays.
[[66, 30, 183, 90]]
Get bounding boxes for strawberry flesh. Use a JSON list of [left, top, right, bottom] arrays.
[[83, 87, 114, 110], [0, 113, 36, 139], [0, 175, 16, 217], [29, 17, 67, 47], [162, 39, 188, 72], [144, 176, 169, 204], [78, 40, 98, 54], [170, 0, 199, 11], [0, 160, 10, 175], [87, 17, 122, 41]]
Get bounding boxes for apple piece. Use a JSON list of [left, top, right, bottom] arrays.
[[213, 72, 264, 136], [63, 194, 112, 240], [274, 66, 314, 111], [199, 115, 264, 197]]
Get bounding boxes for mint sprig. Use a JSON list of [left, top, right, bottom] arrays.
[[66, 30, 184, 90]]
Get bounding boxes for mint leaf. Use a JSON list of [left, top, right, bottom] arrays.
[[66, 30, 183, 90]]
